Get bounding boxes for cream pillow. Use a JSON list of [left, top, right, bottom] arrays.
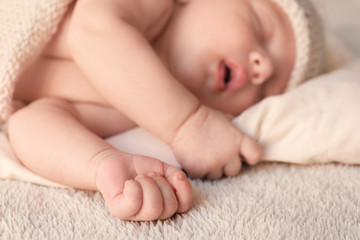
[[234, 60, 360, 164]]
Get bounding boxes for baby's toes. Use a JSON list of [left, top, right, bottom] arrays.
[[164, 166, 193, 213]]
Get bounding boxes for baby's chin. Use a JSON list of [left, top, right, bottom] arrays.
[[208, 101, 258, 116]]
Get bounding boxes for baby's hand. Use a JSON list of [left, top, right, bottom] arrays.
[[169, 105, 262, 179]]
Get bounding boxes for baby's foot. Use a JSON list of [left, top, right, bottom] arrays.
[[94, 149, 192, 221]]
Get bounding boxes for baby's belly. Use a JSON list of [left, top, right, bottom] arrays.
[[14, 57, 108, 106]]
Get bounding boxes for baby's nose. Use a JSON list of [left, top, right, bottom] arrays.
[[248, 51, 274, 85]]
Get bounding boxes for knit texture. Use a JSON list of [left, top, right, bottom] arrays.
[[0, 0, 73, 124], [270, 0, 325, 91]]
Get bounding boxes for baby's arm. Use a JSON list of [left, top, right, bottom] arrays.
[[68, 0, 261, 178], [68, 0, 198, 143]]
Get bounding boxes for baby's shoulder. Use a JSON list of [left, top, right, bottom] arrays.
[[74, 0, 174, 40]]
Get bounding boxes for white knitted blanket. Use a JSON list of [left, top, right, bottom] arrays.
[[0, 0, 73, 124]]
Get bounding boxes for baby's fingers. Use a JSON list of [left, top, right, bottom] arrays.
[[106, 179, 143, 220], [223, 155, 242, 177], [205, 168, 223, 180], [132, 176, 164, 220], [164, 165, 193, 213], [239, 136, 262, 165], [150, 174, 178, 219], [109, 176, 164, 221]]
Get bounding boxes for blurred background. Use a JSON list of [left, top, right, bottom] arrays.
[[312, 0, 360, 56]]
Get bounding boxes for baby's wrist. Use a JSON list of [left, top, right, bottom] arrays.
[[167, 104, 211, 147]]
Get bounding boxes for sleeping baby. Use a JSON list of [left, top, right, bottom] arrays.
[[2, 0, 324, 221]]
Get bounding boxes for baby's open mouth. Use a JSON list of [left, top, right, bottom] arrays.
[[216, 60, 247, 91], [224, 64, 231, 84]]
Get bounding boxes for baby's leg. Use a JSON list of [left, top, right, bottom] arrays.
[[8, 98, 192, 220]]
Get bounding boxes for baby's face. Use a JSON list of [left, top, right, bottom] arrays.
[[156, 0, 295, 115]]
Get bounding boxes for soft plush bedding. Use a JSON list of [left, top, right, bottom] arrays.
[[1, 0, 360, 238]]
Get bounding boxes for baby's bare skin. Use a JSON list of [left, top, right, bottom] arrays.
[[9, 0, 295, 221]]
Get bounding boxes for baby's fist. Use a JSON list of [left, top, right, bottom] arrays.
[[169, 105, 261, 179]]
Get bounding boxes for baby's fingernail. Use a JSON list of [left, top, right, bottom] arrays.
[[177, 172, 186, 181]]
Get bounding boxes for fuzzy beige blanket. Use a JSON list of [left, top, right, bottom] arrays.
[[0, 0, 73, 123], [1, 0, 360, 238]]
